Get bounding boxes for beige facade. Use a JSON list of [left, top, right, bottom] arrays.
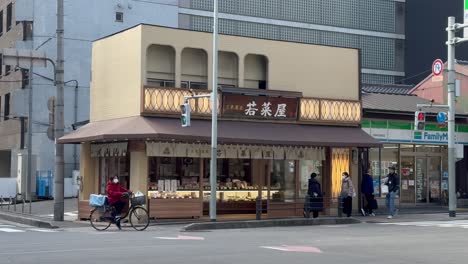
[[91, 25, 360, 122]]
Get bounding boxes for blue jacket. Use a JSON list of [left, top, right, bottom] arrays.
[[361, 174, 374, 194]]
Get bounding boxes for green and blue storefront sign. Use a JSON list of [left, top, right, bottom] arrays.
[[362, 120, 468, 145]]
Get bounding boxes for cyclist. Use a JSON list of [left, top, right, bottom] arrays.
[[106, 176, 131, 230]]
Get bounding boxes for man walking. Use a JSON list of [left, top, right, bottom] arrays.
[[361, 169, 375, 216], [385, 166, 399, 219]]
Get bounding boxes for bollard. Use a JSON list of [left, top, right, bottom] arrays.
[[304, 195, 310, 218], [255, 197, 262, 220], [14, 196, 16, 212], [0, 196, 3, 210], [338, 197, 343, 218], [29, 198, 32, 214], [8, 196, 11, 211], [22, 198, 25, 214]]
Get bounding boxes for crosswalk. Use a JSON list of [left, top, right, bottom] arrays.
[[0, 222, 60, 233], [379, 220, 468, 229], [40, 211, 78, 221]]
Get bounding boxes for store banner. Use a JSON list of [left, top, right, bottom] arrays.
[[187, 144, 201, 158], [200, 144, 210, 158], [286, 146, 299, 160], [222, 93, 299, 120], [251, 146, 263, 159], [262, 146, 274, 160], [216, 145, 226, 159], [174, 143, 188, 157], [91, 142, 128, 158], [273, 146, 285, 160], [238, 145, 251, 159], [224, 145, 239, 159]]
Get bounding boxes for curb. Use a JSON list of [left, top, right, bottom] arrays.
[[182, 217, 361, 231], [0, 211, 59, 229]]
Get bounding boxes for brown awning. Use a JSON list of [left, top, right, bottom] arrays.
[[59, 116, 380, 147]]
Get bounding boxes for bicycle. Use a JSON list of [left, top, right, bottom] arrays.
[[90, 193, 150, 231]]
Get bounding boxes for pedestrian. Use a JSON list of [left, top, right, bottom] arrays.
[[304, 173, 323, 218], [361, 169, 376, 216], [106, 176, 132, 230], [385, 166, 399, 219], [341, 172, 355, 217]]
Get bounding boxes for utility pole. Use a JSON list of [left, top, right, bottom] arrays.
[[447, 16, 457, 217], [209, 0, 219, 222], [54, 0, 65, 221], [26, 64, 33, 208]]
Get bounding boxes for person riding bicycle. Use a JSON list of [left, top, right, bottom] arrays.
[[106, 176, 131, 230]]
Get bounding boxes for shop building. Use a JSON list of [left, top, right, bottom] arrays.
[[362, 91, 468, 206], [60, 24, 378, 220]]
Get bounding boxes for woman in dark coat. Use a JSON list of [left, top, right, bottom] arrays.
[[305, 173, 323, 218]]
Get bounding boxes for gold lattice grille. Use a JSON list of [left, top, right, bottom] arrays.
[[143, 87, 215, 115], [331, 148, 350, 198]]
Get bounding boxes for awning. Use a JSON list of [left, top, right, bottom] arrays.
[[58, 116, 380, 147]]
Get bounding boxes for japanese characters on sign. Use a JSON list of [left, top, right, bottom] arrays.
[[222, 94, 298, 120]]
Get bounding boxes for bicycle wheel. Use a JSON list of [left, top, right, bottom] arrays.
[[90, 208, 112, 231], [129, 206, 149, 231]]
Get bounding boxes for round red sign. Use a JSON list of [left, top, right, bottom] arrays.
[[432, 59, 444, 76]]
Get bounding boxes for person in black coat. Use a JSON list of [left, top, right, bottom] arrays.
[[305, 173, 323, 218]]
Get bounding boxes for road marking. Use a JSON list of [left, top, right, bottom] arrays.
[[0, 228, 25, 233], [155, 235, 205, 241], [0, 225, 14, 227], [379, 220, 468, 229], [261, 245, 322, 253], [28, 229, 59, 233]]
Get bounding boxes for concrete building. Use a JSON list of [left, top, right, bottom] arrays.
[[60, 24, 378, 220], [0, 0, 179, 197], [178, 0, 406, 85]]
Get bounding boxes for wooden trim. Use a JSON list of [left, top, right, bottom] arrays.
[[128, 141, 146, 152]]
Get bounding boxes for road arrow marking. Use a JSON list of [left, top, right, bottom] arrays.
[[155, 235, 205, 241], [261, 245, 322, 253]]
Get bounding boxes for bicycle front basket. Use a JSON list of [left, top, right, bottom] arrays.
[[131, 195, 146, 206]]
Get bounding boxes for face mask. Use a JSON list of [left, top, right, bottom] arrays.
[[113, 178, 119, 184], [342, 175, 346, 180]]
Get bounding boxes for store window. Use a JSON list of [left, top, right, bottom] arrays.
[[148, 157, 201, 199], [271, 160, 295, 202], [98, 156, 130, 194], [299, 160, 323, 198], [380, 144, 399, 197], [368, 148, 381, 195]]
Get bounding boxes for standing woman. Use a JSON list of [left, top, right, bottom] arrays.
[[305, 173, 323, 218], [341, 172, 356, 217]]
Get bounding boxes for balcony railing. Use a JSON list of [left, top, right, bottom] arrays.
[[142, 86, 362, 125]]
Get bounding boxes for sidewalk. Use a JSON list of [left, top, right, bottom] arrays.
[[0, 197, 78, 221]]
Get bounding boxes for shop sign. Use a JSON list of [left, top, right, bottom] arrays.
[[222, 94, 298, 120], [414, 131, 450, 142]]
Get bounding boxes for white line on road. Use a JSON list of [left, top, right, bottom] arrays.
[[0, 228, 25, 233], [155, 235, 205, 240], [28, 229, 59, 233], [0, 225, 14, 227]]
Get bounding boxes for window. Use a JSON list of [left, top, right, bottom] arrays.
[[6, 3, 12, 31], [146, 79, 175, 87], [115, 12, 123, 22], [5, 65, 11, 75], [0, 57, 3, 77], [0, 11, 4, 36], [4, 93, 10, 121]]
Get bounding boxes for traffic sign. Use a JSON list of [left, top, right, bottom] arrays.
[[437, 112, 447, 124], [432, 59, 444, 76]]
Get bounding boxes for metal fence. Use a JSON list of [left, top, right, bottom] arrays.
[[0, 194, 32, 214]]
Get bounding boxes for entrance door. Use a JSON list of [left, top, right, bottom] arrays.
[[416, 157, 441, 204]]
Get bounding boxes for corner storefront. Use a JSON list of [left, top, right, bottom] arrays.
[[363, 120, 468, 205]]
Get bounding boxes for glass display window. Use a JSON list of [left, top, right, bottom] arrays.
[[148, 157, 201, 199], [271, 160, 296, 202], [299, 160, 323, 198]]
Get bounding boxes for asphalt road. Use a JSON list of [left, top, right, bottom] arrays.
[[0, 219, 467, 264]]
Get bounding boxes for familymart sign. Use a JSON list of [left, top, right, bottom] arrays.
[[362, 120, 468, 145]]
